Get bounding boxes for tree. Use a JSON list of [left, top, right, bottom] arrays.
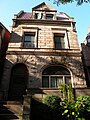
[[53, 0, 90, 5]]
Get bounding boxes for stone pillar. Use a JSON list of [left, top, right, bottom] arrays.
[[23, 95, 32, 120]]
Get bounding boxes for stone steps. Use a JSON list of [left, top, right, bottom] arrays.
[[0, 101, 23, 120]]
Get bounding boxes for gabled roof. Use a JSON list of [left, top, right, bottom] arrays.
[[32, 2, 57, 12], [14, 3, 74, 22]]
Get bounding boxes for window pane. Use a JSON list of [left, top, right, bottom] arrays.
[[42, 66, 70, 75], [60, 37, 65, 48], [25, 35, 35, 42], [24, 33, 35, 48], [65, 76, 71, 84], [57, 77, 63, 87], [42, 76, 49, 88], [51, 77, 56, 88], [46, 14, 53, 20], [25, 36, 31, 42], [51, 76, 63, 88], [54, 34, 65, 49]]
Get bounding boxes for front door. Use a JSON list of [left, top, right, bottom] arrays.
[[8, 63, 28, 101]]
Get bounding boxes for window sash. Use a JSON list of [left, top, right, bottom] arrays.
[[42, 76, 49, 88], [51, 76, 63, 88], [42, 75, 71, 88], [24, 35, 35, 42], [54, 34, 65, 49], [46, 14, 53, 20], [24, 33, 35, 48]]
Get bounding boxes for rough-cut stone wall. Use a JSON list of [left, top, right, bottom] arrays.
[[5, 52, 86, 89], [68, 31, 79, 49], [38, 27, 53, 48], [10, 24, 80, 49]]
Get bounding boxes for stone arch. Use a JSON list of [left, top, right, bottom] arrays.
[[8, 63, 29, 101]]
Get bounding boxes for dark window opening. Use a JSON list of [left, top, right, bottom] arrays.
[[54, 33, 65, 49], [24, 32, 35, 48], [46, 14, 53, 20], [35, 13, 43, 19]]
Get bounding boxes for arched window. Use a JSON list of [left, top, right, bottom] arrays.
[[42, 65, 71, 88]]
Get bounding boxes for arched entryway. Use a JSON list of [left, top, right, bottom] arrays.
[[42, 65, 71, 88], [8, 63, 29, 101]]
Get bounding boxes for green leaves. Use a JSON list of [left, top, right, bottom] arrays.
[[43, 84, 90, 119], [58, 84, 74, 102], [62, 109, 68, 115], [53, 0, 90, 5], [43, 95, 61, 109], [75, 96, 90, 118]]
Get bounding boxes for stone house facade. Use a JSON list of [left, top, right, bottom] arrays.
[[1, 2, 86, 101]]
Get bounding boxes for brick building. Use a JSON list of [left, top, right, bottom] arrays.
[[1, 2, 86, 102], [0, 22, 10, 83]]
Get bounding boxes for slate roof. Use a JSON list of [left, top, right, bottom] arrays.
[[17, 12, 70, 21], [18, 12, 33, 19], [56, 12, 70, 21]]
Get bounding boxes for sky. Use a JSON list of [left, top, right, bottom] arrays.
[[0, 0, 90, 45]]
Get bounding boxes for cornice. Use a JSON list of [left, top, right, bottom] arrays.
[[7, 48, 81, 57], [13, 19, 71, 27]]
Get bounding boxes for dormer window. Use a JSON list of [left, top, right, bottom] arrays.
[[35, 13, 39, 19], [46, 14, 53, 20], [35, 13, 43, 19]]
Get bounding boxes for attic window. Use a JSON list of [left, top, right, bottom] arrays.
[[46, 14, 53, 20], [35, 13, 43, 19]]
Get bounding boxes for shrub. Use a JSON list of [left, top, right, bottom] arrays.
[[43, 95, 62, 120], [75, 96, 90, 119], [58, 84, 74, 102], [61, 100, 76, 120], [43, 95, 61, 109]]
